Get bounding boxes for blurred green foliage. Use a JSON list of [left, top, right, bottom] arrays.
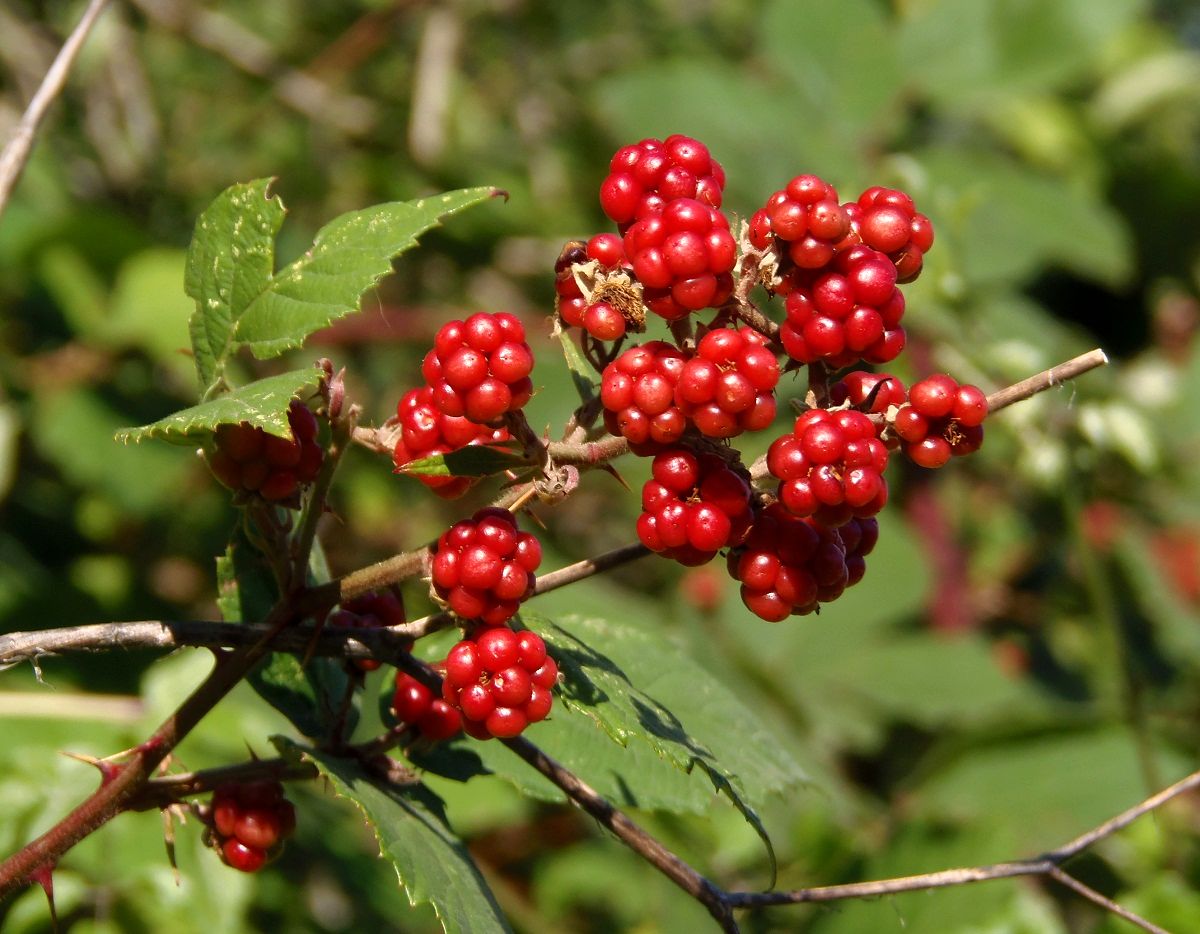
[[3, 0, 1200, 931]]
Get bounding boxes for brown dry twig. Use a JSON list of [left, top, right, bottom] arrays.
[[0, 0, 112, 220]]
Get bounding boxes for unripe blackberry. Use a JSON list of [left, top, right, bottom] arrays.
[[441, 628, 557, 739], [778, 246, 906, 368], [392, 672, 463, 741], [431, 507, 541, 626], [600, 134, 726, 227], [727, 503, 856, 620], [844, 186, 935, 283], [392, 385, 510, 499], [637, 448, 753, 566], [600, 341, 689, 455], [208, 400, 323, 503], [891, 374, 988, 468], [622, 198, 736, 321], [210, 781, 296, 873], [675, 327, 779, 439], [748, 174, 853, 271], [767, 408, 890, 527], [421, 313, 534, 424], [829, 370, 908, 415]]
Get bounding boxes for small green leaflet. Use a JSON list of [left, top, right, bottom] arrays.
[[398, 443, 529, 478], [553, 322, 598, 403], [115, 367, 324, 445], [185, 178, 285, 397], [276, 739, 510, 934], [233, 188, 503, 360]]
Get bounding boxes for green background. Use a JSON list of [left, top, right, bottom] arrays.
[[3, 0, 1200, 931]]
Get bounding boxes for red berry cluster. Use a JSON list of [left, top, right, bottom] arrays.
[[600, 135, 725, 228], [209, 400, 323, 502], [210, 781, 296, 873], [384, 134, 988, 632], [778, 245, 907, 367], [600, 341, 689, 453], [554, 235, 639, 342], [892, 374, 988, 468], [767, 408, 890, 527], [748, 174, 852, 271], [556, 136, 733, 338], [623, 198, 736, 321], [328, 590, 406, 672], [637, 448, 753, 566], [441, 627, 557, 739], [845, 186, 934, 283], [675, 326, 778, 438], [727, 504, 877, 621], [391, 384, 510, 499], [431, 507, 542, 626], [421, 312, 534, 424], [392, 672, 462, 741]]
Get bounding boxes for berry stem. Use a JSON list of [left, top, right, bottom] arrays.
[[984, 348, 1108, 413], [288, 404, 355, 592], [500, 735, 738, 932]]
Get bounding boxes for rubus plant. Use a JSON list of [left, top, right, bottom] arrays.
[[6, 132, 1167, 934]]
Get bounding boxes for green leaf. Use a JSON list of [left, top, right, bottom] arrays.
[[759, 0, 900, 135], [399, 442, 528, 479], [277, 740, 510, 934], [33, 388, 194, 516], [554, 325, 598, 404], [234, 188, 502, 359], [115, 366, 323, 445], [412, 693, 714, 811], [524, 611, 809, 880], [914, 728, 1190, 849], [185, 178, 286, 396], [898, 0, 1144, 110], [916, 146, 1133, 287]]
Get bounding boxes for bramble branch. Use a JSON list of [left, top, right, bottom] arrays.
[[985, 348, 1108, 414], [0, 0, 112, 219], [0, 543, 654, 665]]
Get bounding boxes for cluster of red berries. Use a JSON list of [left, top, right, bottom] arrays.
[[392, 672, 463, 741], [441, 627, 557, 740], [599, 134, 725, 227], [430, 507, 542, 627], [623, 198, 736, 322], [845, 186, 935, 284], [550, 135, 736, 335], [554, 236, 634, 341], [637, 449, 753, 566], [421, 312, 534, 425], [892, 374, 988, 468], [748, 174, 853, 272], [328, 590, 407, 672], [778, 245, 907, 367], [391, 384, 510, 499], [561, 135, 989, 621], [209, 400, 323, 502], [675, 327, 778, 438], [767, 408, 890, 528], [727, 504, 877, 621], [209, 781, 296, 873]]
